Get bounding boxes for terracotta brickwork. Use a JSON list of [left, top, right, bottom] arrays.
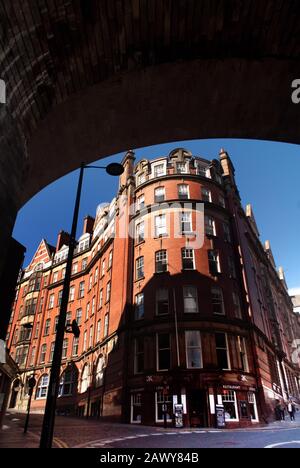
[[6, 148, 300, 428]]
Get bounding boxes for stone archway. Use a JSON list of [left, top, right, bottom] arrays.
[[1, 0, 300, 273]]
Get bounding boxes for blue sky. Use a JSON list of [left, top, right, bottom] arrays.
[[13, 139, 300, 290]]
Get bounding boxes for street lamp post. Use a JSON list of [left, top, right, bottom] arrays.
[[24, 375, 36, 434], [39, 161, 124, 449]]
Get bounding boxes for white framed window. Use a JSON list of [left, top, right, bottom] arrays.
[[91, 296, 96, 315], [134, 338, 144, 374], [75, 308, 82, 326], [62, 338, 68, 359], [48, 294, 55, 309], [137, 172, 146, 186], [131, 393, 142, 424], [155, 187, 165, 203], [78, 281, 85, 299], [44, 319, 51, 336], [205, 215, 216, 236], [57, 290, 63, 307], [183, 286, 198, 313], [176, 162, 188, 174], [156, 288, 169, 316], [99, 289, 103, 308], [155, 391, 173, 423], [185, 331, 203, 369], [95, 355, 105, 387], [89, 325, 94, 348], [222, 390, 239, 422], [53, 317, 58, 334], [232, 292, 242, 319], [49, 342, 55, 362], [178, 184, 190, 200], [40, 344, 47, 364], [86, 302, 90, 320], [80, 364, 89, 393], [136, 257, 144, 280], [215, 333, 231, 370], [82, 258, 87, 270], [180, 211, 192, 234], [88, 274, 93, 290], [53, 271, 58, 283], [78, 238, 89, 252], [153, 163, 166, 178], [94, 267, 99, 284], [196, 162, 211, 178], [106, 282, 111, 302], [212, 287, 225, 315], [104, 314, 109, 337], [208, 250, 221, 275], [36, 374, 49, 399], [136, 221, 145, 243], [182, 249, 195, 270], [237, 336, 249, 372], [59, 368, 76, 397], [96, 320, 101, 343], [248, 392, 259, 422], [69, 286, 75, 302], [136, 194, 145, 211], [101, 259, 106, 277], [83, 330, 87, 352], [72, 337, 79, 356], [156, 333, 171, 371], [155, 250, 168, 273], [202, 188, 212, 202], [108, 250, 113, 269], [135, 293, 144, 320], [72, 263, 78, 274], [155, 214, 167, 237], [30, 347, 36, 367]]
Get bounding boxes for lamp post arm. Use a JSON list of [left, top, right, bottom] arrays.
[[39, 163, 85, 448]]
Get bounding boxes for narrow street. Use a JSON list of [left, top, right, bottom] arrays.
[[1, 412, 300, 449]]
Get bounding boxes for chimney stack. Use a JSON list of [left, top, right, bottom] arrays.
[[83, 215, 95, 235], [56, 231, 71, 252]]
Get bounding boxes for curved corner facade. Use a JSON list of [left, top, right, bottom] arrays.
[[7, 148, 300, 429]]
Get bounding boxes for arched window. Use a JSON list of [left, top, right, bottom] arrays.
[[80, 364, 89, 394], [59, 366, 78, 397], [36, 374, 49, 399], [95, 355, 106, 388]]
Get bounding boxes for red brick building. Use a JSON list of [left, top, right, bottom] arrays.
[[6, 148, 300, 428]]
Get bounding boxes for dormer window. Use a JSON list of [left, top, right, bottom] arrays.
[[176, 162, 188, 174], [153, 163, 166, 178], [196, 162, 211, 178], [78, 239, 89, 252], [137, 173, 146, 186]]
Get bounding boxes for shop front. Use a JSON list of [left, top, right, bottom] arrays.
[[129, 375, 260, 429]]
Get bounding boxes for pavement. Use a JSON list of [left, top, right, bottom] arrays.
[[1, 411, 300, 449]]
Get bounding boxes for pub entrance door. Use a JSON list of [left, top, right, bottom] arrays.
[[188, 390, 208, 428]]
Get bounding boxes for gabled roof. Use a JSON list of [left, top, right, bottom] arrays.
[[26, 239, 54, 271]]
